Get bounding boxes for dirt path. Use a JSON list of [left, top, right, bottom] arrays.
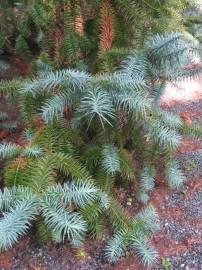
[[0, 76, 201, 269]]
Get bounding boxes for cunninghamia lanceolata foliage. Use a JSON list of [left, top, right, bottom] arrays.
[[0, 182, 98, 250], [0, 31, 202, 267], [105, 205, 160, 266], [0, 138, 159, 267]]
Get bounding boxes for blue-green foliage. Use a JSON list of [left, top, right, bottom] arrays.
[[0, 32, 201, 267]]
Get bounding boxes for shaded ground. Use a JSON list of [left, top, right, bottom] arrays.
[[0, 61, 202, 269]]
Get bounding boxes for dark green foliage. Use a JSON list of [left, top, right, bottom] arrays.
[[15, 35, 31, 60], [0, 0, 199, 70]]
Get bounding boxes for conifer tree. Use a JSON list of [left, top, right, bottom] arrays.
[[0, 31, 201, 266]]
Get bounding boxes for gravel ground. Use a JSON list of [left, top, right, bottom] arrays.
[[169, 244, 202, 270], [0, 238, 110, 270], [176, 150, 202, 182], [162, 219, 200, 243], [184, 190, 202, 219], [156, 244, 202, 270], [153, 187, 202, 270]]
